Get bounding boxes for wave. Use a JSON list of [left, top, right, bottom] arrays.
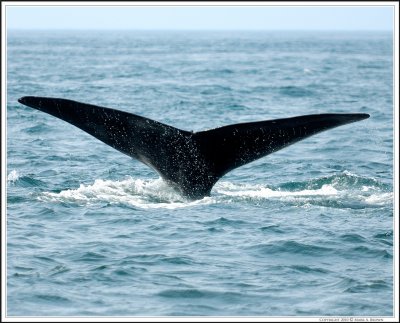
[[36, 171, 393, 210], [250, 240, 334, 256], [7, 170, 45, 187], [7, 170, 21, 182], [217, 171, 393, 209], [279, 85, 314, 97], [39, 177, 214, 209]]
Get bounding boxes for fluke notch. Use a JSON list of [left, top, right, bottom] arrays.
[[18, 96, 369, 199]]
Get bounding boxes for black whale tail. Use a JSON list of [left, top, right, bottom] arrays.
[[194, 112, 370, 180], [18, 96, 369, 199]]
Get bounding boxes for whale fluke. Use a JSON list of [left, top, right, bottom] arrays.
[[18, 96, 369, 199]]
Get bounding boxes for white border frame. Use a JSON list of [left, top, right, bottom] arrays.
[[1, 1, 399, 322]]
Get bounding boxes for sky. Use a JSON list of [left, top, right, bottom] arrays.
[[5, 4, 394, 31]]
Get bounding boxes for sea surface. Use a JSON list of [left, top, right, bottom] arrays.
[[6, 30, 394, 317]]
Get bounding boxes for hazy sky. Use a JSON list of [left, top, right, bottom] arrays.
[[5, 4, 394, 31]]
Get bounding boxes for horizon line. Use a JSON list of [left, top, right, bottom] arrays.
[[7, 28, 393, 32]]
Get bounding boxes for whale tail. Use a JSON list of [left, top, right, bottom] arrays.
[[18, 96, 369, 199]]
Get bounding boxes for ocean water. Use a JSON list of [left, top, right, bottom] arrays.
[[6, 30, 394, 317]]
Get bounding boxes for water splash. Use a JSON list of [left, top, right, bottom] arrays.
[[38, 172, 392, 210], [7, 170, 21, 183], [215, 182, 338, 198], [215, 171, 392, 209], [40, 177, 214, 209]]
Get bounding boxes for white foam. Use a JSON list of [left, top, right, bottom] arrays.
[[40, 177, 215, 209], [7, 170, 20, 183], [38, 176, 391, 209], [303, 68, 313, 74], [214, 182, 337, 199], [365, 192, 393, 205]]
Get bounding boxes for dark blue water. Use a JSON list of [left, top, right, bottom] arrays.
[[6, 30, 393, 316]]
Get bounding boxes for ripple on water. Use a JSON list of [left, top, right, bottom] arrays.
[[279, 85, 315, 97], [373, 231, 393, 246], [156, 288, 244, 303], [339, 233, 367, 243], [8, 173, 46, 188], [250, 240, 335, 256], [259, 224, 285, 234], [344, 280, 391, 293], [344, 246, 392, 259], [76, 251, 107, 262], [48, 264, 70, 277], [289, 265, 331, 274], [34, 294, 71, 304], [201, 216, 249, 227]]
